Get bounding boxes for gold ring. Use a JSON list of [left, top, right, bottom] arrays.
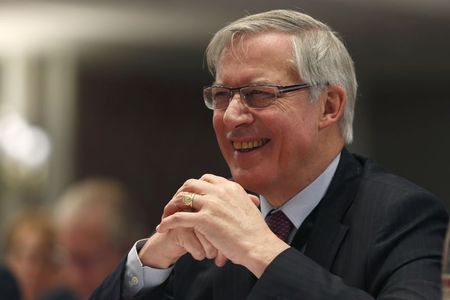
[[182, 192, 195, 208]]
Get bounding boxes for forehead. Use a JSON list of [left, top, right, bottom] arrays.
[[216, 31, 299, 85]]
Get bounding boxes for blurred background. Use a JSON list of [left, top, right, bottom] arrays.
[[0, 0, 449, 247]]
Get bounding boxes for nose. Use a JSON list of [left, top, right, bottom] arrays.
[[222, 93, 254, 128]]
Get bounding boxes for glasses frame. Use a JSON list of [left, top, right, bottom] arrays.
[[203, 82, 312, 110]]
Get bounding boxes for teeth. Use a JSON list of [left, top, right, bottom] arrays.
[[233, 139, 267, 150]]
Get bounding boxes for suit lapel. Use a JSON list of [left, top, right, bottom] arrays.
[[296, 149, 362, 270]]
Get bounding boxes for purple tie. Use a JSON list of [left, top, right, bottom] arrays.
[[265, 210, 293, 242]]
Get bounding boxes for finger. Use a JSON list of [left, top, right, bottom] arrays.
[[200, 175, 250, 202], [162, 194, 189, 218], [163, 178, 220, 219], [174, 229, 206, 261], [195, 232, 218, 259], [162, 187, 194, 218], [248, 194, 260, 207], [199, 174, 230, 184], [163, 192, 205, 218], [215, 251, 228, 267], [157, 212, 199, 233], [175, 178, 198, 194], [180, 178, 216, 195]]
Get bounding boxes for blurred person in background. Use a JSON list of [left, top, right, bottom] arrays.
[[4, 209, 62, 300], [44, 177, 142, 300]]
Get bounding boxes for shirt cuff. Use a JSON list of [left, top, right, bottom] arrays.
[[122, 239, 173, 298]]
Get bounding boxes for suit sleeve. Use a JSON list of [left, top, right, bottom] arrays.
[[247, 189, 448, 299], [89, 257, 127, 300], [89, 257, 174, 300]]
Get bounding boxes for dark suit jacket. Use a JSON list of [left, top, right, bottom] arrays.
[[0, 266, 21, 300], [91, 150, 449, 299]]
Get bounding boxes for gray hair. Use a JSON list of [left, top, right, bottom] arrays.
[[206, 9, 357, 144], [54, 177, 141, 250]]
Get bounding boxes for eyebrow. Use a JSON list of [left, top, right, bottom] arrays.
[[212, 80, 275, 87]]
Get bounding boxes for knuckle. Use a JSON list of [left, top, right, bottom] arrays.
[[196, 253, 206, 261], [197, 211, 209, 224], [229, 181, 243, 193], [200, 173, 212, 180], [216, 186, 227, 198], [191, 248, 205, 260], [206, 249, 217, 259], [171, 214, 181, 222], [183, 178, 196, 188]]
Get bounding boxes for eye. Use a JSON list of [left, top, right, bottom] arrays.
[[211, 88, 230, 100], [243, 86, 277, 108], [247, 88, 272, 96], [210, 87, 231, 109]]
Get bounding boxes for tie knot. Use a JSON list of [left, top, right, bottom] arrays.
[[265, 210, 293, 242]]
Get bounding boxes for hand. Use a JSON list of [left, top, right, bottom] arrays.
[[139, 186, 228, 268], [157, 181, 259, 267], [139, 229, 219, 269], [139, 190, 220, 269], [156, 174, 290, 277]]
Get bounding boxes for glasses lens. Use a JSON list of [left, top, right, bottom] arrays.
[[204, 87, 231, 110], [241, 86, 277, 108], [203, 87, 214, 109]]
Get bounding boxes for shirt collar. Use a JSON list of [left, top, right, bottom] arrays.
[[260, 153, 341, 229]]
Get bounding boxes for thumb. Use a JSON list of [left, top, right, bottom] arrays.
[[248, 194, 260, 207]]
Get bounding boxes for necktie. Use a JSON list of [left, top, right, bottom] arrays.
[[265, 210, 293, 242]]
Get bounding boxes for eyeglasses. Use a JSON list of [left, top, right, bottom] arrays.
[[203, 83, 311, 110]]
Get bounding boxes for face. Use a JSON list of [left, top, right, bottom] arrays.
[[213, 32, 326, 204], [6, 224, 60, 300], [58, 219, 122, 300]]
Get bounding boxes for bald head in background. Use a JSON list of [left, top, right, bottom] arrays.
[[52, 177, 142, 300]]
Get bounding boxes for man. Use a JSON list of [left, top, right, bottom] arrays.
[[47, 177, 142, 300], [91, 10, 448, 299]]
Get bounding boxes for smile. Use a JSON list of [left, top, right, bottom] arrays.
[[232, 139, 270, 152]]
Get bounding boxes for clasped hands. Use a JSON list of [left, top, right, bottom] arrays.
[[138, 174, 290, 278]]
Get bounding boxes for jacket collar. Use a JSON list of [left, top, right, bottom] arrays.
[[296, 148, 363, 270]]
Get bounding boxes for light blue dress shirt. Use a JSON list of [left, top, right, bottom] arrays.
[[123, 154, 341, 297]]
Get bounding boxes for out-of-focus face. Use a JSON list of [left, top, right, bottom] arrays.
[[213, 32, 325, 203], [58, 219, 122, 300], [6, 223, 60, 300]]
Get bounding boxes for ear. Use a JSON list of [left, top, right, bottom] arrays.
[[319, 85, 346, 129]]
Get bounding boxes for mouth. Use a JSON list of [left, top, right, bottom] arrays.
[[232, 139, 270, 152]]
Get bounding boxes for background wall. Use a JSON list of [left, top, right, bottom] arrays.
[[0, 0, 449, 233]]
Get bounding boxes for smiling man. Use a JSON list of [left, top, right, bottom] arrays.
[[91, 10, 448, 300]]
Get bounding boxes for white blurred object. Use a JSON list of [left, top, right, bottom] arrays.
[[0, 113, 51, 169]]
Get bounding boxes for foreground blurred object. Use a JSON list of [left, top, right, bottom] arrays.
[[46, 177, 141, 300], [442, 224, 450, 299], [0, 266, 21, 300], [4, 209, 61, 300]]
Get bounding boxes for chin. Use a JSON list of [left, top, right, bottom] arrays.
[[231, 170, 266, 194]]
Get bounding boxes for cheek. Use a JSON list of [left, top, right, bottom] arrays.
[[273, 111, 318, 150], [212, 113, 221, 133], [212, 113, 226, 143], [212, 116, 229, 160]]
